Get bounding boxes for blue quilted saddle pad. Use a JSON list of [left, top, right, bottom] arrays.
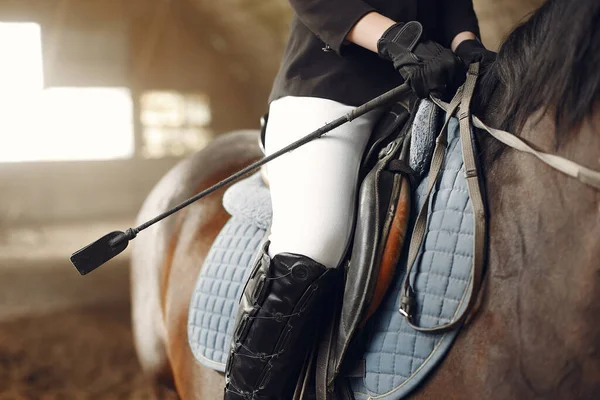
[[188, 218, 267, 371], [188, 114, 474, 400], [348, 117, 473, 399]]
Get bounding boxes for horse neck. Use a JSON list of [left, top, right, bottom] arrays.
[[476, 94, 600, 396]]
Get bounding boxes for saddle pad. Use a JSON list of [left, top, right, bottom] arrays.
[[348, 116, 473, 399], [188, 217, 267, 371], [222, 172, 272, 230], [188, 108, 473, 399]]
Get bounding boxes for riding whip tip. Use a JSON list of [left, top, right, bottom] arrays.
[[70, 230, 132, 275]]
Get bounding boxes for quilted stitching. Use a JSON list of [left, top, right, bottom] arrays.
[[186, 113, 475, 400], [351, 117, 473, 399], [187, 217, 266, 371]]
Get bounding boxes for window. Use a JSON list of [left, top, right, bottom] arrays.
[[0, 22, 134, 162], [140, 91, 214, 159]]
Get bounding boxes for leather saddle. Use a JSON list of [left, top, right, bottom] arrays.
[[295, 95, 421, 399]]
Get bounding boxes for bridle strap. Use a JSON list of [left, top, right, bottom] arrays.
[[397, 90, 461, 327], [471, 116, 600, 190], [400, 59, 600, 333], [399, 62, 484, 333]]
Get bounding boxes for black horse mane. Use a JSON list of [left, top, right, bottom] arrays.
[[476, 0, 600, 140]]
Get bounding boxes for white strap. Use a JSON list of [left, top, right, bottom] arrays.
[[472, 117, 600, 190]]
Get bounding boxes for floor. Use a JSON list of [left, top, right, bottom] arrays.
[[0, 220, 133, 321], [0, 220, 178, 399]]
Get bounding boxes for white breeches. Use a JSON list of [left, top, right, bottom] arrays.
[[264, 96, 381, 268]]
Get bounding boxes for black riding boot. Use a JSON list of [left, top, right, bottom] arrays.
[[224, 242, 338, 400]]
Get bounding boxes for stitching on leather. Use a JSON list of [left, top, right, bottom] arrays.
[[391, 21, 423, 51]]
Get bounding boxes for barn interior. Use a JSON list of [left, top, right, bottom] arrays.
[[0, 0, 545, 397]]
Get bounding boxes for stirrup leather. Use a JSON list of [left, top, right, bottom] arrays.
[[224, 243, 337, 400]]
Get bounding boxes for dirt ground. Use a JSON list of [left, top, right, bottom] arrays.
[[0, 222, 178, 399], [0, 302, 165, 399]]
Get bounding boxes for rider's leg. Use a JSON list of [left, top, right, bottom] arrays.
[[266, 96, 381, 268], [224, 96, 381, 400]]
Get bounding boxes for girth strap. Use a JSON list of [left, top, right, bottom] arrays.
[[398, 62, 486, 333]]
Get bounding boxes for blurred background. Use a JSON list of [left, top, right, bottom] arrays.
[[0, 0, 544, 398]]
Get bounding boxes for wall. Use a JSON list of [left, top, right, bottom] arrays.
[[0, 158, 177, 225], [0, 0, 547, 226], [0, 0, 268, 225], [474, 0, 546, 50]]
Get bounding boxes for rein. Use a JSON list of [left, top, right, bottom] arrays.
[[398, 62, 600, 333], [472, 116, 600, 190]]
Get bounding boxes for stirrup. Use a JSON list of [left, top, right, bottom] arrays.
[[223, 242, 338, 400]]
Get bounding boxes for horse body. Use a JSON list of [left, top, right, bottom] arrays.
[[407, 111, 600, 399], [475, 113, 600, 398], [131, 0, 600, 397], [132, 118, 600, 400], [131, 131, 263, 398]]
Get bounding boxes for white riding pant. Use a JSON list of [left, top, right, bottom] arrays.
[[264, 96, 382, 268]]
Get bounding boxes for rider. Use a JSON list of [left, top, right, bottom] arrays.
[[224, 1, 495, 398]]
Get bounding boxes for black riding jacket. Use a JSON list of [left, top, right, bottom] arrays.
[[269, 0, 481, 106]]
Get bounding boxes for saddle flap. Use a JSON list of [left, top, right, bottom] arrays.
[[329, 106, 415, 379], [360, 101, 412, 179]]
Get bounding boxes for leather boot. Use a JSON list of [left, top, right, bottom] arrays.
[[224, 242, 338, 399]]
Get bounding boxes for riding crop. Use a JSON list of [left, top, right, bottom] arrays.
[[70, 83, 411, 275]]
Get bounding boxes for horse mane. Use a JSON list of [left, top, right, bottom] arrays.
[[476, 0, 600, 141]]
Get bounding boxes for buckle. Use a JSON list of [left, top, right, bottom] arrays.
[[379, 140, 399, 159], [399, 286, 416, 320]]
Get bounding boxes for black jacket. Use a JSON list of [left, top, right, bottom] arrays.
[[269, 0, 480, 106]]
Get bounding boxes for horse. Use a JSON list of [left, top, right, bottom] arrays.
[[130, 0, 600, 398]]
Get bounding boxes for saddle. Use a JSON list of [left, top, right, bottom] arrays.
[[309, 66, 487, 399], [188, 64, 489, 400], [306, 96, 418, 398]]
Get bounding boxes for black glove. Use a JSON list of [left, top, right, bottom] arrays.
[[377, 21, 464, 99], [454, 39, 496, 69]]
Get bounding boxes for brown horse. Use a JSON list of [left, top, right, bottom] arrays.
[[131, 0, 600, 398]]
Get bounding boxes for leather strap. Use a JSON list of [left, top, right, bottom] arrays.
[[315, 287, 339, 400], [293, 341, 317, 400], [430, 80, 600, 192], [471, 116, 600, 190], [402, 59, 600, 333], [398, 63, 485, 333], [310, 61, 600, 396], [454, 63, 487, 335]]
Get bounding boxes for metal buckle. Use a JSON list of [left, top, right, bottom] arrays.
[[398, 286, 416, 320], [379, 140, 398, 159]]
